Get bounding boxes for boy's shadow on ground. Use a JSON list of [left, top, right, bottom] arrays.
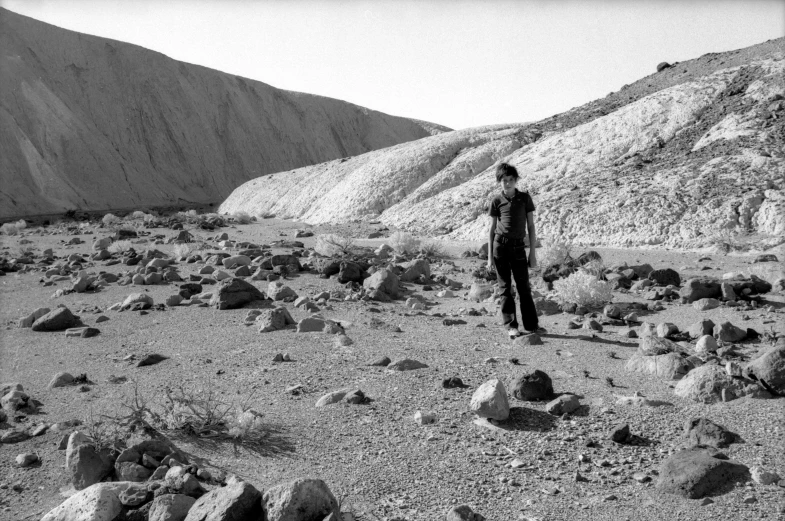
[[541, 332, 638, 348]]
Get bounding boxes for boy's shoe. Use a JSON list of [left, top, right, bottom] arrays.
[[522, 327, 548, 336], [507, 328, 522, 339]]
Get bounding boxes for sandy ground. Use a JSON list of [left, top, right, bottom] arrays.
[[1, 217, 784, 521]]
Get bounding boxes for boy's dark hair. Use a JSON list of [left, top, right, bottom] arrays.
[[495, 163, 519, 183]]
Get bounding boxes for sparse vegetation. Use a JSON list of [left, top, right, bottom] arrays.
[[315, 233, 355, 256], [101, 213, 122, 226], [230, 211, 253, 224], [553, 269, 613, 307], [1, 219, 27, 235], [538, 236, 572, 268], [173, 242, 195, 259], [389, 231, 420, 255], [746, 264, 785, 285], [419, 241, 448, 259], [108, 240, 133, 254], [83, 407, 128, 453]]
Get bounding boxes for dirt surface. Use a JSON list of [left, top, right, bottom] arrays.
[[1, 217, 784, 521]]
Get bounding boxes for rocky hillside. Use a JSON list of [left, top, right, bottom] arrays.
[[221, 38, 785, 249], [0, 8, 448, 219]]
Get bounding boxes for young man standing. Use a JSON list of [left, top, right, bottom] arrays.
[[487, 163, 545, 339]]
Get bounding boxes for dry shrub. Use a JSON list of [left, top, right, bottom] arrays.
[[102, 213, 122, 226], [389, 231, 420, 254], [315, 233, 355, 256], [747, 263, 785, 285], [538, 237, 572, 268], [108, 240, 133, 254], [173, 243, 194, 259], [1, 220, 26, 235], [419, 241, 448, 259], [553, 270, 613, 307], [231, 211, 253, 224]]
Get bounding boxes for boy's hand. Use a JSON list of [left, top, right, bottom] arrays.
[[487, 259, 494, 272], [528, 253, 537, 269]]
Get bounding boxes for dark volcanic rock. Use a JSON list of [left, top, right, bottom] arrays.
[[656, 447, 749, 499], [210, 277, 267, 310], [31, 307, 80, 332]]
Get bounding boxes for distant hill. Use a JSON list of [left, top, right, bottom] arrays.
[[222, 38, 785, 249], [0, 8, 449, 219]]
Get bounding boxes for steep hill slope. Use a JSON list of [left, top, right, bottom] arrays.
[[222, 38, 785, 249], [0, 8, 449, 219]]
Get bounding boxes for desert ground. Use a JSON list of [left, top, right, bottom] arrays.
[[0, 214, 783, 521]]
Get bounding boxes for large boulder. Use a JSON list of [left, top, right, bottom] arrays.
[[267, 281, 297, 301], [744, 344, 785, 394], [210, 278, 266, 310], [625, 352, 693, 380], [149, 494, 196, 521], [656, 447, 749, 499], [362, 268, 401, 299], [121, 293, 154, 310], [683, 418, 736, 448], [337, 261, 364, 283], [387, 359, 428, 371], [31, 307, 80, 332], [445, 504, 486, 521], [262, 478, 340, 521], [470, 379, 510, 421], [679, 278, 721, 303], [467, 282, 493, 302], [713, 321, 746, 343], [184, 476, 264, 521], [257, 307, 296, 333], [638, 328, 684, 356], [66, 432, 114, 490], [399, 259, 431, 282], [648, 268, 680, 286], [509, 370, 554, 401], [674, 364, 748, 404], [687, 319, 715, 339], [533, 297, 560, 316], [41, 483, 129, 521]]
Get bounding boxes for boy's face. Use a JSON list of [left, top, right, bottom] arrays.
[[499, 174, 517, 193]]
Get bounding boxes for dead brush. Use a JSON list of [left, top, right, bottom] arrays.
[[315, 233, 355, 256], [156, 379, 262, 440], [83, 407, 128, 454], [418, 241, 448, 259]]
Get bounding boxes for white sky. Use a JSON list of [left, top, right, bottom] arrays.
[[3, 0, 783, 129]]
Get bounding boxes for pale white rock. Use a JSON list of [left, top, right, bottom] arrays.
[[470, 379, 510, 421], [695, 335, 719, 354], [41, 482, 131, 521]]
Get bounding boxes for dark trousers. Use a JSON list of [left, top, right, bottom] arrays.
[[493, 236, 539, 332]]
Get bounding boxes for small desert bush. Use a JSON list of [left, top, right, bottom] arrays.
[[315, 233, 355, 256], [419, 241, 448, 259], [747, 263, 785, 285], [389, 231, 420, 255], [173, 243, 194, 259], [538, 237, 572, 268], [553, 270, 613, 308], [108, 240, 133, 254], [1, 220, 26, 235], [230, 211, 253, 224], [83, 408, 127, 453], [102, 213, 122, 226]]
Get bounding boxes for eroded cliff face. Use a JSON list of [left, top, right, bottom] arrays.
[[222, 39, 785, 249], [0, 8, 448, 219]]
